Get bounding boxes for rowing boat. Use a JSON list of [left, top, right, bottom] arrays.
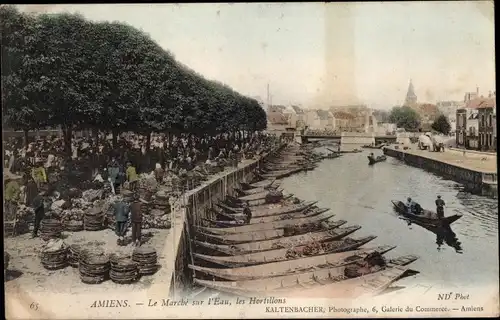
[[282, 265, 419, 298], [193, 254, 418, 295], [216, 200, 316, 217], [245, 179, 277, 189], [189, 245, 395, 281], [260, 167, 304, 179], [196, 210, 333, 234], [391, 200, 462, 227], [222, 194, 294, 208], [193, 235, 378, 267], [193, 225, 361, 256], [368, 155, 387, 165], [205, 207, 329, 226], [195, 219, 347, 244], [236, 185, 282, 195]]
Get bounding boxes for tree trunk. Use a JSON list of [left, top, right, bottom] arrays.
[[62, 126, 72, 159], [146, 131, 151, 151], [112, 129, 118, 148], [93, 128, 99, 154], [23, 129, 29, 150]]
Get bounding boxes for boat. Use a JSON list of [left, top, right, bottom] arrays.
[[243, 179, 277, 189], [362, 143, 386, 149], [235, 190, 291, 206], [216, 200, 316, 217], [277, 265, 419, 298], [260, 167, 304, 179], [195, 219, 347, 244], [193, 254, 418, 295], [222, 193, 295, 208], [189, 245, 396, 281], [368, 155, 387, 165], [193, 225, 361, 256], [206, 207, 330, 226], [196, 210, 332, 235], [391, 200, 463, 227], [323, 153, 342, 159], [235, 185, 282, 196], [193, 235, 378, 267]]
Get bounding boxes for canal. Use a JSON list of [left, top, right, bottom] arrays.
[[280, 146, 499, 294]]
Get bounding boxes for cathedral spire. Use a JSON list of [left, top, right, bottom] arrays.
[[405, 79, 417, 106]]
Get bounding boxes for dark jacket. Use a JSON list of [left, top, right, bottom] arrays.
[[32, 195, 45, 215], [130, 202, 143, 223], [113, 201, 130, 222], [26, 181, 39, 206]]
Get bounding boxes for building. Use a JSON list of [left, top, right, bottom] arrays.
[[282, 105, 306, 129], [467, 110, 479, 149], [455, 89, 496, 150], [331, 111, 354, 130], [404, 79, 418, 106], [316, 110, 335, 130], [305, 110, 322, 130], [477, 101, 496, 151], [266, 111, 290, 134]]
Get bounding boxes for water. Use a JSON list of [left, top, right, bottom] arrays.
[[280, 146, 499, 291]]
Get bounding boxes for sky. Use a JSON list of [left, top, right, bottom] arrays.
[[19, 2, 495, 110]]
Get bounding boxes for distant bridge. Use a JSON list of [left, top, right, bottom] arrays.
[[298, 132, 399, 145]]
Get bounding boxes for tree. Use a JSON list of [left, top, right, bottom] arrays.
[[372, 109, 390, 123], [431, 114, 451, 135], [388, 106, 421, 131]]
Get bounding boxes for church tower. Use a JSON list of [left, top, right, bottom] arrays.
[[404, 79, 418, 106]]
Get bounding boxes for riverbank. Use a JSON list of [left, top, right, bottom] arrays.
[[383, 145, 497, 198]]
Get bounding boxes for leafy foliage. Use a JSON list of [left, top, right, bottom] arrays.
[[431, 114, 451, 135], [1, 6, 267, 141], [388, 106, 421, 131]]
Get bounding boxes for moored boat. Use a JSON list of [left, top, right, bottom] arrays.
[[196, 210, 333, 234], [193, 254, 418, 296], [189, 245, 395, 281], [195, 219, 347, 244], [216, 200, 316, 217], [192, 225, 361, 255], [391, 200, 462, 227], [193, 235, 378, 267]]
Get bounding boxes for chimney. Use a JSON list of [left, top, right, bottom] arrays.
[[476, 87, 479, 95]]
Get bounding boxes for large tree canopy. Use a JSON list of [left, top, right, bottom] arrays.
[[431, 114, 451, 135], [1, 6, 267, 146], [388, 106, 421, 131]]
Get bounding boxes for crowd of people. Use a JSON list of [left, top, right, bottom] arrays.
[[4, 130, 282, 242]]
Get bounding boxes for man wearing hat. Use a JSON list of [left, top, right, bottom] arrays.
[[5, 172, 22, 219], [32, 190, 47, 238], [435, 195, 445, 219]]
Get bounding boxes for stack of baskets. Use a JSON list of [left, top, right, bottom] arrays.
[[40, 240, 68, 270], [68, 244, 82, 268], [64, 220, 84, 232], [132, 247, 158, 276], [84, 207, 105, 231], [110, 255, 139, 284], [79, 250, 110, 284], [40, 219, 63, 241]]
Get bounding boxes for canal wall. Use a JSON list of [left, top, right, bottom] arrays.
[[165, 151, 278, 297], [383, 147, 497, 197]]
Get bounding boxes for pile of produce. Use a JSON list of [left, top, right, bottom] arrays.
[[110, 255, 139, 284], [40, 219, 63, 241], [132, 246, 158, 276], [79, 249, 110, 284], [40, 239, 68, 270]]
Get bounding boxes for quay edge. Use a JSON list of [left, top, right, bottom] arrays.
[[383, 147, 498, 198]]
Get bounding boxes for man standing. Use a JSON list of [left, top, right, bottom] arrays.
[[126, 161, 139, 191], [435, 195, 446, 219], [32, 190, 46, 238], [107, 158, 120, 194], [130, 194, 143, 247], [5, 173, 21, 219], [113, 200, 130, 245]]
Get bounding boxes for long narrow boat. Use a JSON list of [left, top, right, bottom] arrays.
[[193, 254, 418, 295], [196, 211, 334, 235], [368, 155, 387, 165], [245, 179, 277, 189], [237, 189, 284, 201], [222, 194, 295, 208], [193, 235, 378, 267], [189, 245, 395, 281], [236, 185, 282, 195], [391, 200, 462, 227], [195, 219, 348, 244], [193, 225, 361, 256], [216, 200, 316, 217], [260, 167, 304, 179], [282, 265, 420, 298], [206, 207, 329, 226]]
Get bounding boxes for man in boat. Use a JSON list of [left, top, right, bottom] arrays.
[[369, 152, 375, 160], [406, 197, 415, 214], [435, 195, 445, 219], [242, 201, 252, 224]]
